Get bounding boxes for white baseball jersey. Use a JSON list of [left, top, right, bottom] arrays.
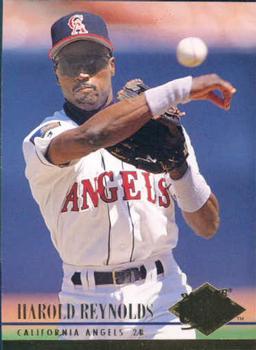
[[23, 110, 199, 267]]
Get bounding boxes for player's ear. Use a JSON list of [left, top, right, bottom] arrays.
[[109, 57, 115, 77], [53, 60, 60, 85], [55, 73, 60, 86]]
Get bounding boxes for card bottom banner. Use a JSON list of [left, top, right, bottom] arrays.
[[2, 290, 255, 348]]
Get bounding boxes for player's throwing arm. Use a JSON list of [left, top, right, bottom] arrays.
[[47, 74, 236, 167], [144, 73, 236, 118]]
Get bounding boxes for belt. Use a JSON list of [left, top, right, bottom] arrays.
[[71, 260, 164, 286]]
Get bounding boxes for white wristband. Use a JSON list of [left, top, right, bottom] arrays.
[[144, 76, 192, 117], [171, 166, 211, 212]]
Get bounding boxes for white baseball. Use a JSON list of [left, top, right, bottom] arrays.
[[176, 37, 208, 67]]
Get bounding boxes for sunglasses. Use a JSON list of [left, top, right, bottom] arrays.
[[55, 55, 111, 77]]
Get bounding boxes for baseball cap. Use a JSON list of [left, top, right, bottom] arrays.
[[49, 12, 113, 59]]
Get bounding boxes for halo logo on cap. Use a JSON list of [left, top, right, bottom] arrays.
[[68, 14, 88, 35]]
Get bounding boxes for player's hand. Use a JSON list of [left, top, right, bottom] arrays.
[[190, 74, 236, 110]]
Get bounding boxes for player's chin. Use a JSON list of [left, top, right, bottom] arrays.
[[74, 96, 102, 111]]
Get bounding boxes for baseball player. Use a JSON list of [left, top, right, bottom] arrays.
[[23, 12, 236, 339]]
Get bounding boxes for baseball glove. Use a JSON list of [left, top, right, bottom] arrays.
[[106, 79, 188, 174]]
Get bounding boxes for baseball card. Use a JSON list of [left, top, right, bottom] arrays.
[[2, 1, 256, 349]]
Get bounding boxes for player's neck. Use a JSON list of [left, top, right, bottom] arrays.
[[63, 99, 113, 125]]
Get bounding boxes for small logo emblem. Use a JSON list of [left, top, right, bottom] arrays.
[[68, 14, 88, 35], [169, 283, 245, 335]]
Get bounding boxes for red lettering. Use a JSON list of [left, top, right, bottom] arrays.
[[81, 179, 99, 209], [61, 182, 79, 212], [141, 172, 157, 204], [158, 178, 171, 208], [98, 171, 118, 203], [120, 171, 141, 200], [61, 172, 171, 212]]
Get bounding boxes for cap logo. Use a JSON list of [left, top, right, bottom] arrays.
[[68, 14, 88, 35]]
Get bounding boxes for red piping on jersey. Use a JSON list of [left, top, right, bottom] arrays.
[[49, 34, 113, 59]]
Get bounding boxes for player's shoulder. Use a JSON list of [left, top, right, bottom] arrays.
[[23, 109, 76, 145]]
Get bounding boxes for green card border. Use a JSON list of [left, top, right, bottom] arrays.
[[2, 340, 256, 350]]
